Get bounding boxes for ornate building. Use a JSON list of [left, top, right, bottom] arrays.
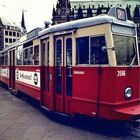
[[52, 0, 73, 25]]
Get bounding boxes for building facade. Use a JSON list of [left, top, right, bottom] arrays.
[[0, 17, 23, 51], [52, 0, 73, 25], [0, 10, 26, 51], [0, 19, 4, 51]]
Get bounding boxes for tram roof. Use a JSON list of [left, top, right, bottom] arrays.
[[39, 14, 135, 37]]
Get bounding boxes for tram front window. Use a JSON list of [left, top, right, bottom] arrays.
[[113, 35, 138, 66]]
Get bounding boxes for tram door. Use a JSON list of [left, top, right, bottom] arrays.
[[9, 50, 15, 90], [54, 35, 72, 114], [41, 39, 50, 109]]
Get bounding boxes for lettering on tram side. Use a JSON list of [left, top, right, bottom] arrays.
[[73, 71, 85, 75], [15, 70, 40, 88], [0, 68, 9, 78], [117, 70, 126, 77]]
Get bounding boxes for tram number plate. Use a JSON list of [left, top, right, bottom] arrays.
[[117, 70, 126, 77]]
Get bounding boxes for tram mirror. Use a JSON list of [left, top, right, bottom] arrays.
[[102, 46, 115, 52], [101, 46, 107, 52]]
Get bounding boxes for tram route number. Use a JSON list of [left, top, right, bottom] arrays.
[[117, 70, 126, 77]]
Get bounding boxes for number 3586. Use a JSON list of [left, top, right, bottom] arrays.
[[117, 70, 126, 77]]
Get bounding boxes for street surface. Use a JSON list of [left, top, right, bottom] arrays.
[[0, 86, 139, 140]]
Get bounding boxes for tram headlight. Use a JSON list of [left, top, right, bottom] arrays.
[[124, 87, 133, 100]]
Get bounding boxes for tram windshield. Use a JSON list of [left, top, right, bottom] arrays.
[[113, 35, 138, 66]]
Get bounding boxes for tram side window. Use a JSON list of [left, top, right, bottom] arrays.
[[66, 38, 72, 66], [0, 55, 1, 65], [16, 51, 23, 65], [1, 53, 4, 65], [47, 41, 50, 66], [42, 42, 46, 66], [23, 47, 33, 65], [4, 52, 8, 65], [34, 45, 39, 65], [90, 36, 108, 64], [1, 52, 8, 66], [76, 37, 89, 64]]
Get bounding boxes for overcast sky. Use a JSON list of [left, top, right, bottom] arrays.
[[0, 0, 58, 31]]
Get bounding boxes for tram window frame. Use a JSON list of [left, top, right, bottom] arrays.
[[42, 42, 46, 66], [0, 55, 2, 66], [116, 8, 126, 21], [56, 39, 62, 67], [76, 35, 109, 65], [34, 45, 39, 65], [55, 39, 62, 94], [66, 38, 72, 67], [1, 52, 8, 66], [23, 46, 33, 65], [47, 41, 50, 66], [1, 53, 4, 65], [16, 49, 23, 66], [4, 52, 8, 66], [76, 36, 89, 65], [113, 34, 138, 66], [41, 40, 49, 66], [90, 35, 109, 65], [0, 54, 1, 65], [66, 38, 72, 96]]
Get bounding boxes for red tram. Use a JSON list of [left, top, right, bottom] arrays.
[[0, 6, 140, 121]]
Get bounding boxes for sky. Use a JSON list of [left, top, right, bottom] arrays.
[[0, 0, 57, 31]]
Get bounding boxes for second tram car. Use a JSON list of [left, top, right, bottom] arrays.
[[0, 6, 140, 121]]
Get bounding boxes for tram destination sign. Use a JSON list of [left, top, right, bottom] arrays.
[[112, 25, 136, 36]]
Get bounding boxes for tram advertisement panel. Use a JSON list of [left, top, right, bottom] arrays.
[[0, 68, 9, 78], [15, 69, 40, 88]]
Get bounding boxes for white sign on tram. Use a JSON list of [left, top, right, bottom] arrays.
[[15, 69, 40, 88]]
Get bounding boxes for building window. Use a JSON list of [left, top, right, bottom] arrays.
[[13, 32, 16, 36], [5, 31, 8, 35], [9, 31, 12, 36], [9, 38, 12, 43], [5, 38, 8, 43], [13, 39, 16, 42], [17, 33, 19, 37]]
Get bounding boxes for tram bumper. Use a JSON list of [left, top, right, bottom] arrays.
[[113, 105, 140, 120]]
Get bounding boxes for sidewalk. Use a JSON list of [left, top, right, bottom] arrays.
[[0, 87, 50, 140]]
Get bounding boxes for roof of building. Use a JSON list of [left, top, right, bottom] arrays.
[[0, 17, 16, 26]]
